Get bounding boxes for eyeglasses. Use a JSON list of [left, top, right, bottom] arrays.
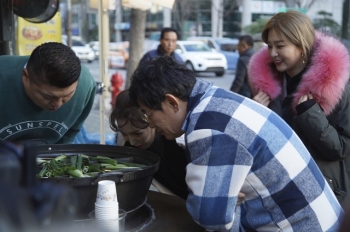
[[142, 103, 159, 124]]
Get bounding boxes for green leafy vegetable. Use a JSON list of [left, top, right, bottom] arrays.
[[37, 154, 146, 178]]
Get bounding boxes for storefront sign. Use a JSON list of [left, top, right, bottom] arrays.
[[17, 12, 62, 56]]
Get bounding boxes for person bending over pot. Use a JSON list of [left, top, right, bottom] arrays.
[[0, 42, 96, 144], [128, 55, 342, 232], [109, 89, 189, 199]]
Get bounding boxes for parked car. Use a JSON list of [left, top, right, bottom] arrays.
[[252, 33, 268, 52], [62, 35, 96, 63], [187, 37, 239, 70], [108, 42, 129, 69], [175, 40, 227, 77], [88, 41, 99, 58]]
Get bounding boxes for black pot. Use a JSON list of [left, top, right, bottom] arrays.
[[35, 144, 160, 219]]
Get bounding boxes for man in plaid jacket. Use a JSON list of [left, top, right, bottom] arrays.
[[129, 56, 343, 231]]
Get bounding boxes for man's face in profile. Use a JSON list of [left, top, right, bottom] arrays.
[[160, 31, 178, 55], [237, 40, 249, 56]]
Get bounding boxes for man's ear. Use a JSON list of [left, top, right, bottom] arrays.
[[22, 68, 30, 83], [164, 94, 180, 112], [23, 68, 29, 78]]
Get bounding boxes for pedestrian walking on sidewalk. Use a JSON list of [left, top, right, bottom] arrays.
[[140, 27, 183, 64], [230, 35, 255, 98]]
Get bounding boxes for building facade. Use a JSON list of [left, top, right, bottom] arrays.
[[64, 0, 346, 43]]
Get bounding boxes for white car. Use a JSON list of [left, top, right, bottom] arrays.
[[175, 41, 227, 76], [187, 37, 239, 71], [88, 41, 99, 58], [62, 35, 96, 63]]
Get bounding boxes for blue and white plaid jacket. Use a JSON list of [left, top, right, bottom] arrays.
[[183, 79, 342, 231]]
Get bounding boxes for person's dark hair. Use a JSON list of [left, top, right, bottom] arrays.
[[109, 90, 149, 132], [239, 35, 254, 47], [26, 42, 81, 88], [160, 27, 179, 39], [129, 55, 196, 110]]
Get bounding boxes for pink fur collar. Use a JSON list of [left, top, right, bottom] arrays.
[[248, 33, 350, 115]]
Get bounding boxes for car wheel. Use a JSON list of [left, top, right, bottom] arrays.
[[185, 61, 194, 71], [215, 71, 225, 77], [88, 60, 93, 63]]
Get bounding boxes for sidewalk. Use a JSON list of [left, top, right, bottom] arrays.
[[84, 94, 114, 135], [83, 67, 123, 137]]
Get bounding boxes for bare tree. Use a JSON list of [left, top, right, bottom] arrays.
[[280, 0, 319, 8], [222, 0, 238, 18], [124, 8, 146, 89], [211, 0, 238, 37], [173, 0, 194, 39], [294, 0, 318, 8]]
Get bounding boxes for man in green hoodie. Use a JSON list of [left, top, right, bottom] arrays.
[[0, 42, 96, 144]]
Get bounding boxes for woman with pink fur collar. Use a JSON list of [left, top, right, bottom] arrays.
[[248, 10, 350, 207]]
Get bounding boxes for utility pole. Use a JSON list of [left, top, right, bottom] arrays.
[[163, 7, 172, 27], [98, 0, 110, 144], [211, 0, 218, 37], [211, 0, 223, 38], [81, 0, 88, 41], [242, 0, 252, 32], [67, 0, 72, 47], [217, 0, 222, 37], [115, 0, 122, 42], [196, 0, 200, 36]]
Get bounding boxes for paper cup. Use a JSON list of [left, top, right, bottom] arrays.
[[95, 203, 119, 220], [96, 180, 118, 207], [89, 209, 127, 232]]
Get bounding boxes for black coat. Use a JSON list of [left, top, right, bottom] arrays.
[[269, 85, 350, 207], [248, 33, 350, 207], [230, 48, 254, 98]]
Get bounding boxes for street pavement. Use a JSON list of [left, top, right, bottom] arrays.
[[84, 94, 114, 135], [81, 60, 120, 140]]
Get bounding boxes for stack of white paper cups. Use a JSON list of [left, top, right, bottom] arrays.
[[94, 180, 120, 231]]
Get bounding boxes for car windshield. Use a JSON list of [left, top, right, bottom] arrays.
[[214, 40, 237, 52], [73, 40, 85, 46], [183, 43, 211, 52], [220, 43, 237, 52]]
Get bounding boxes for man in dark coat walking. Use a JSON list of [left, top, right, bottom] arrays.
[[140, 27, 183, 64], [230, 35, 254, 98]]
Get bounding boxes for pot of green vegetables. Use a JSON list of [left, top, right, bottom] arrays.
[[35, 144, 160, 219]]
